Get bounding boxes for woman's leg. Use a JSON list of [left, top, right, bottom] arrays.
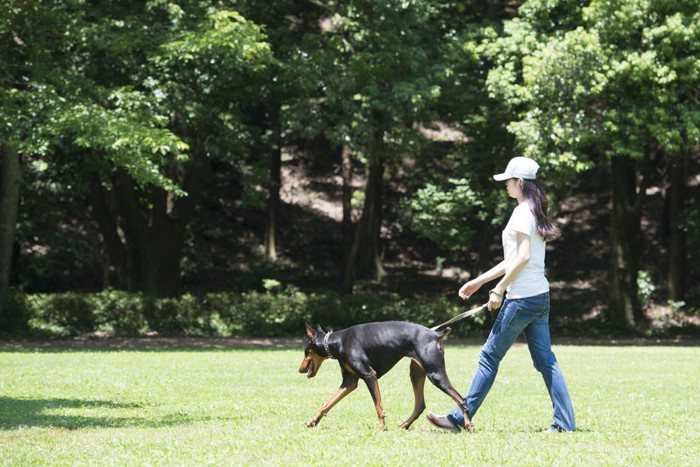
[[446, 298, 537, 428], [523, 299, 576, 431]]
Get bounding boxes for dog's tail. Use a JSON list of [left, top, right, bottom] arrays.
[[435, 327, 451, 351]]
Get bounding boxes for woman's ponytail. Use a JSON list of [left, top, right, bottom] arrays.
[[519, 179, 560, 241]]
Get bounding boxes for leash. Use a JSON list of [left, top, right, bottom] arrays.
[[431, 303, 487, 331]]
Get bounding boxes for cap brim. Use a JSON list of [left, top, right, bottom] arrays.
[[493, 173, 509, 181]]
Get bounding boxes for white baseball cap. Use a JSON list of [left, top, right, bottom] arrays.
[[493, 157, 540, 181]]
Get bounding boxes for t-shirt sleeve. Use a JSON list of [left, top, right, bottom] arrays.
[[510, 204, 535, 237]]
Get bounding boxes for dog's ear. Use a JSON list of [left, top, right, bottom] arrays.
[[316, 323, 325, 334], [305, 323, 315, 339]]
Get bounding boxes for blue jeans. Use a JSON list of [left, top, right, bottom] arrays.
[[447, 292, 576, 431]]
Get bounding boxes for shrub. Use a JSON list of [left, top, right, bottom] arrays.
[[1, 290, 32, 334], [4, 288, 487, 339], [27, 292, 96, 335]]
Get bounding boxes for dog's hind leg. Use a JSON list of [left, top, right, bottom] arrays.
[[421, 334, 474, 432], [306, 374, 358, 428], [399, 359, 427, 430], [425, 367, 473, 432]]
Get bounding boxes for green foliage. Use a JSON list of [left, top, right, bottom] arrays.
[[401, 12, 519, 254], [0, 290, 31, 333], [2, 0, 698, 325], [29, 293, 97, 334], [405, 178, 487, 251], [677, 203, 700, 287], [7, 289, 486, 339], [2, 0, 276, 195], [483, 0, 700, 171], [677, 203, 700, 241], [284, 0, 453, 158], [55, 88, 191, 195], [637, 270, 656, 311], [0, 1, 192, 194]]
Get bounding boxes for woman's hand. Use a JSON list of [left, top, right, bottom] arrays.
[[458, 280, 481, 300], [487, 289, 504, 311]]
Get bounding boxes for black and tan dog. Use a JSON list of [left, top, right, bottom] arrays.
[[299, 322, 473, 431]]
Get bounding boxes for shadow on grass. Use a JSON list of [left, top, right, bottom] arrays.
[[0, 397, 191, 430]]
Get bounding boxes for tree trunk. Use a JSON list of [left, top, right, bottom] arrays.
[[263, 149, 281, 262], [87, 176, 130, 289], [89, 154, 209, 298], [608, 156, 640, 328], [0, 146, 21, 325], [341, 157, 386, 294], [362, 159, 386, 280], [608, 153, 652, 329], [667, 154, 687, 301], [264, 107, 282, 262], [135, 224, 187, 297], [341, 143, 353, 263]]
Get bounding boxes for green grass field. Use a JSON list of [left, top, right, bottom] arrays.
[[1, 341, 698, 465]]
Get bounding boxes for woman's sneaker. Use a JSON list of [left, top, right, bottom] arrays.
[[426, 413, 461, 433]]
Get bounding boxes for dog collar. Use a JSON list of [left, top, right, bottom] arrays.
[[323, 331, 335, 359]]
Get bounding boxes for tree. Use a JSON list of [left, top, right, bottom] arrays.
[[71, 3, 273, 297], [482, 0, 700, 327], [286, 0, 458, 293], [0, 146, 20, 322], [1, 2, 64, 323], [232, 0, 327, 263], [403, 3, 520, 277], [0, 1, 191, 321]]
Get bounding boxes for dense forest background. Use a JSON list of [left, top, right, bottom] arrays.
[[1, 0, 698, 337]]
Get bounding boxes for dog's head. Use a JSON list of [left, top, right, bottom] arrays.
[[299, 323, 329, 379]]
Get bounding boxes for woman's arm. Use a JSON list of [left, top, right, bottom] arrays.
[[458, 260, 506, 300], [487, 232, 531, 310]]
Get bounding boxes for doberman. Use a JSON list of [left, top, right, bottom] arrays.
[[299, 321, 473, 431]]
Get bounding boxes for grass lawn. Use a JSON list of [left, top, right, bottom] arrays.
[[1, 340, 698, 466]]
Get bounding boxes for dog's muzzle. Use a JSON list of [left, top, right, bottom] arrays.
[[299, 356, 316, 378], [305, 359, 315, 378], [299, 355, 323, 378]]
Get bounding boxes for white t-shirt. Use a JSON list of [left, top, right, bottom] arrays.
[[501, 202, 549, 299]]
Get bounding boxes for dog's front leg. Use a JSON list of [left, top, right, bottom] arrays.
[[306, 377, 358, 427]]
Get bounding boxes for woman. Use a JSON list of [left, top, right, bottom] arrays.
[[427, 157, 576, 433]]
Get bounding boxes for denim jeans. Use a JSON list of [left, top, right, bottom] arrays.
[[447, 292, 576, 431]]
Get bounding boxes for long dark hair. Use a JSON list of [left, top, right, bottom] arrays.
[[519, 179, 560, 241]]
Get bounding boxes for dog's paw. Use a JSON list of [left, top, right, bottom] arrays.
[[305, 419, 318, 428], [465, 423, 475, 433]]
